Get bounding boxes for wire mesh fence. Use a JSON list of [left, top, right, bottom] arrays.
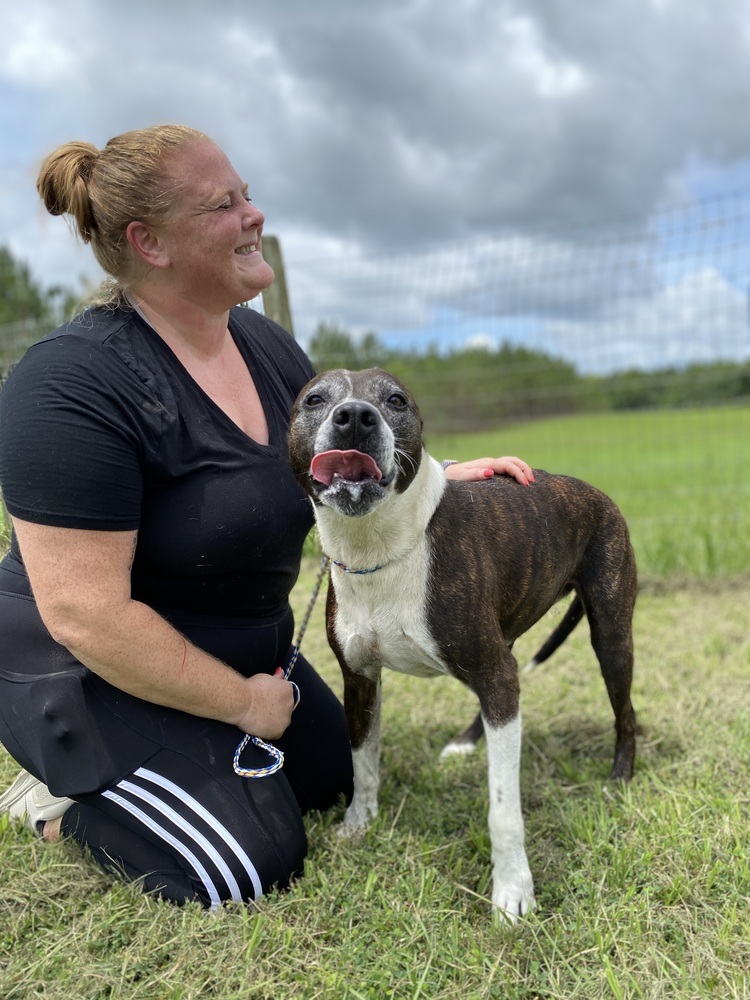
[[1, 188, 749, 574], [285, 186, 750, 399], [283, 188, 750, 576]]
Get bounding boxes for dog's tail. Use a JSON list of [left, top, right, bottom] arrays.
[[522, 594, 585, 673]]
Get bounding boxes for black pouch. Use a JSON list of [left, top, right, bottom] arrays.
[[31, 669, 127, 794], [0, 580, 160, 795], [0, 667, 159, 796]]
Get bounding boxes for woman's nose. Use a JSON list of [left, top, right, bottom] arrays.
[[243, 202, 264, 229]]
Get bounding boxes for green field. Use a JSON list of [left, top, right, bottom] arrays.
[[3, 402, 749, 578], [428, 402, 750, 578], [1, 571, 748, 998], [1, 405, 749, 998]]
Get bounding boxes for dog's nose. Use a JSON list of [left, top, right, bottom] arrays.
[[331, 401, 380, 446]]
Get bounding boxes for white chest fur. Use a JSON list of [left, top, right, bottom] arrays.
[[317, 454, 450, 679], [332, 538, 449, 678]]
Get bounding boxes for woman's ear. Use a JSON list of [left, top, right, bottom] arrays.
[[126, 221, 171, 269]]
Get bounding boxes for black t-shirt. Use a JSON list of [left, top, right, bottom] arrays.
[[0, 304, 315, 618]]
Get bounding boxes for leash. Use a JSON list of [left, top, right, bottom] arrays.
[[233, 554, 330, 779]]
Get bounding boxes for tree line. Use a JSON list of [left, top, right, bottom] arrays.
[[1, 244, 748, 430], [308, 323, 750, 432], [0, 247, 80, 381]]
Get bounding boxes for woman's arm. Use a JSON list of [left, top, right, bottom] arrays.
[[11, 517, 295, 740], [444, 456, 535, 485]]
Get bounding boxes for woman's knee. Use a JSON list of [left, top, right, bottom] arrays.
[[65, 772, 309, 909], [169, 829, 307, 909]]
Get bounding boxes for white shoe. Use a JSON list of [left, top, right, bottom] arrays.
[[0, 770, 73, 831]]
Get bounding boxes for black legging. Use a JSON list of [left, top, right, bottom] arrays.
[[0, 563, 353, 907], [60, 653, 352, 908]]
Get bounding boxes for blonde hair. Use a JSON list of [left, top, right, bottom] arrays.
[[37, 124, 209, 305]]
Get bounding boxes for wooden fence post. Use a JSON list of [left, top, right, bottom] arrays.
[[260, 235, 295, 337]]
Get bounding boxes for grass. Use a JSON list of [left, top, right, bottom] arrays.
[[1, 404, 749, 997], [428, 402, 750, 579], [1, 564, 749, 998]]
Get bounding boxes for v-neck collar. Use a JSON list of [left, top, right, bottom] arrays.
[[125, 301, 278, 452]]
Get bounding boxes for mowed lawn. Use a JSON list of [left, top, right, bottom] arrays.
[[429, 401, 750, 578], [1, 403, 749, 998]]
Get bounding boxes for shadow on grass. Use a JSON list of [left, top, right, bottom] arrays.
[[365, 710, 687, 849]]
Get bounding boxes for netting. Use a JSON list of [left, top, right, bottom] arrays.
[[281, 188, 750, 575]]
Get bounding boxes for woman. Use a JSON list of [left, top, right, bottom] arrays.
[[0, 125, 534, 908]]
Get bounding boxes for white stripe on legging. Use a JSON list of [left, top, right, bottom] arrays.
[[102, 789, 222, 910], [134, 766, 264, 898], [116, 779, 244, 903]]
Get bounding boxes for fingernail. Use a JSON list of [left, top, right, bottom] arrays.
[[483, 468, 494, 478], [274, 667, 284, 677]]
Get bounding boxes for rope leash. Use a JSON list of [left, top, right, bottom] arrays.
[[233, 554, 330, 779]]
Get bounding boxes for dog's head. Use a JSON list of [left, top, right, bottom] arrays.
[[289, 368, 424, 517]]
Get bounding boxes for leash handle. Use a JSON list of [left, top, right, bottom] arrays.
[[233, 734, 285, 778], [233, 554, 330, 779]]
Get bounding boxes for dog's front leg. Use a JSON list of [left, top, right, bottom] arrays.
[[484, 711, 535, 922], [341, 664, 382, 831]]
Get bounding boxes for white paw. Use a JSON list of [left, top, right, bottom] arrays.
[[337, 798, 377, 837], [439, 740, 478, 759], [491, 867, 536, 925], [336, 821, 367, 840]]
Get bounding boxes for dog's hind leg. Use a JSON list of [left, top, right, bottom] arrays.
[[581, 544, 638, 782], [591, 622, 637, 782], [439, 711, 484, 758]]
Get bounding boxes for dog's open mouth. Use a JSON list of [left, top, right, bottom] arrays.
[[310, 450, 383, 486]]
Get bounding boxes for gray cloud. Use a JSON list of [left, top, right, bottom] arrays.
[[2, 0, 750, 370]]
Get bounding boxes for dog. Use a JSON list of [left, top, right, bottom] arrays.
[[288, 368, 637, 922]]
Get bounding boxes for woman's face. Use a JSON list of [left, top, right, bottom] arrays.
[[151, 140, 275, 312]]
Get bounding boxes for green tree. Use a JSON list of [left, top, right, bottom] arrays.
[[307, 319, 750, 430], [307, 322, 387, 372], [0, 247, 49, 323], [0, 246, 78, 377]]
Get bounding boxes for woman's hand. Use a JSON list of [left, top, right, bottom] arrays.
[[235, 671, 297, 740], [444, 456, 535, 485]]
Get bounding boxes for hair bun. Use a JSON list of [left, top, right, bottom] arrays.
[[34, 124, 208, 294], [37, 141, 100, 241]]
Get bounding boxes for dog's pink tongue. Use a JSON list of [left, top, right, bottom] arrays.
[[310, 450, 383, 486]]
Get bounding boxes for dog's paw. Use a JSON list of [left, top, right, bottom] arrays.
[[338, 799, 377, 837], [491, 867, 536, 925], [336, 821, 367, 840], [439, 739, 478, 759]]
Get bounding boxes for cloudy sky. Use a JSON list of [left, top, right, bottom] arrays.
[[2, 0, 750, 370]]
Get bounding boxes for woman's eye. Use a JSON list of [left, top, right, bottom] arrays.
[[388, 393, 406, 408]]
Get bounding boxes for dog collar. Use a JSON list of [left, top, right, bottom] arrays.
[[330, 558, 384, 575]]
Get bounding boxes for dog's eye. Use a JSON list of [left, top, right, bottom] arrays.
[[305, 393, 325, 407], [387, 393, 407, 408]]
